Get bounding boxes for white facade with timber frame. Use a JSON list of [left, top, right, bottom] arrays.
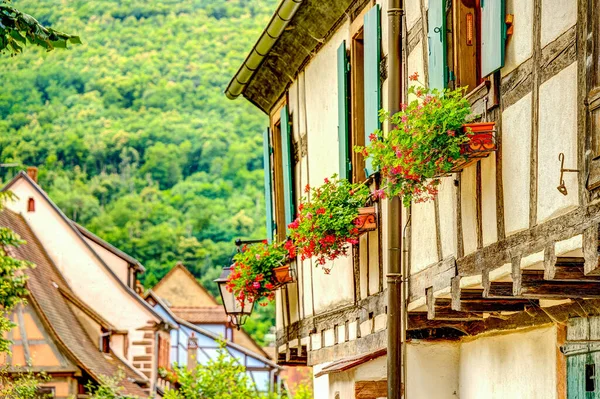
[[227, 0, 600, 398]]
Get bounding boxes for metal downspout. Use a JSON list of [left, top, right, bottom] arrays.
[[387, 1, 404, 399], [225, 0, 303, 100]]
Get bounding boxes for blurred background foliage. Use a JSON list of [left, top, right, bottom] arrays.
[[0, 0, 277, 344]]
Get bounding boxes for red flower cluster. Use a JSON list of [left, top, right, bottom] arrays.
[[226, 241, 288, 306], [355, 73, 472, 207], [287, 176, 372, 268]]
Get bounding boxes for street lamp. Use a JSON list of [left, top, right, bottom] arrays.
[[215, 264, 254, 330]]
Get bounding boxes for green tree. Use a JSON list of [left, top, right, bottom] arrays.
[[0, 192, 33, 353], [0, 0, 79, 54], [164, 341, 276, 399], [86, 370, 138, 399]]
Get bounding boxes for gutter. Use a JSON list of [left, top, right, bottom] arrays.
[[225, 0, 303, 100]]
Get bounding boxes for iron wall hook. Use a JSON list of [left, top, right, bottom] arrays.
[[557, 152, 579, 196]]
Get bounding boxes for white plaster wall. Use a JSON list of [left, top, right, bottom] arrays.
[[303, 22, 355, 314], [502, 92, 532, 235], [405, 0, 422, 31], [458, 326, 557, 399], [84, 237, 130, 285], [502, 0, 534, 75], [410, 200, 438, 274], [438, 177, 457, 258], [328, 369, 355, 399], [7, 180, 157, 335], [313, 364, 331, 399], [537, 62, 579, 223], [541, 0, 577, 47], [406, 341, 460, 398], [305, 22, 349, 185], [407, 40, 425, 99], [481, 153, 498, 246], [355, 355, 387, 381], [461, 164, 478, 255]]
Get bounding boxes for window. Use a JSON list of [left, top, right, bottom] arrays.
[[344, 4, 381, 183], [429, 0, 506, 92], [100, 330, 110, 353], [269, 101, 295, 241], [27, 197, 35, 212], [451, 0, 482, 92], [350, 28, 366, 183], [158, 335, 170, 369]]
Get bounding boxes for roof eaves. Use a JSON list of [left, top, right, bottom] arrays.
[[224, 0, 304, 101], [73, 222, 146, 272]]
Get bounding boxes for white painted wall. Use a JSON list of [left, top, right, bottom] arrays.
[[6, 179, 158, 362], [541, 0, 577, 47], [438, 177, 457, 258], [502, 0, 534, 74], [461, 164, 478, 255], [481, 153, 498, 246], [406, 341, 460, 398], [83, 237, 130, 285], [303, 22, 355, 314], [537, 62, 579, 223], [410, 200, 438, 274], [502, 92, 532, 235], [458, 326, 558, 399]]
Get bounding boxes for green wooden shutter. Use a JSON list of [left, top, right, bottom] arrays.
[[481, 0, 506, 77], [280, 105, 294, 231], [337, 40, 351, 180], [363, 4, 381, 177], [262, 127, 275, 243], [428, 0, 447, 90]]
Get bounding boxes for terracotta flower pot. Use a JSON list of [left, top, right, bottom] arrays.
[[272, 265, 293, 286], [354, 207, 377, 233], [462, 122, 496, 151]]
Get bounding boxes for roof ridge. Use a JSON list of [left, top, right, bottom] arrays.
[[152, 262, 218, 305]]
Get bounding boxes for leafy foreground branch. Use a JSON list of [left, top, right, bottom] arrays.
[[0, 1, 80, 54], [164, 341, 280, 399]]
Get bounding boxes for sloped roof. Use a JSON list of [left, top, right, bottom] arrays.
[[152, 262, 218, 306], [170, 306, 228, 324], [2, 171, 165, 324], [145, 291, 280, 370], [74, 222, 145, 272], [0, 209, 148, 397]]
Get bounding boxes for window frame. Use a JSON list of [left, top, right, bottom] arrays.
[[269, 98, 289, 242], [349, 5, 372, 184]]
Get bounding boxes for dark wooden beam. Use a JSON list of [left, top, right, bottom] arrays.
[[487, 273, 600, 299], [435, 298, 532, 313], [355, 380, 388, 399]]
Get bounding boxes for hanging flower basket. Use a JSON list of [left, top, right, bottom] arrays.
[[227, 241, 295, 306], [354, 206, 377, 233], [449, 122, 497, 172]]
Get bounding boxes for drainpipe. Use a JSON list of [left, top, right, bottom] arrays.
[[387, 1, 404, 399]]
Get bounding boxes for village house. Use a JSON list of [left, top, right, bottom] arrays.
[[0, 169, 283, 397], [146, 262, 283, 393], [226, 0, 600, 398], [0, 170, 157, 397]]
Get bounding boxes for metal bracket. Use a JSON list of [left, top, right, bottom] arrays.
[[557, 152, 580, 196]]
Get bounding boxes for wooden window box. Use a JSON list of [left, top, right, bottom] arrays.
[[449, 122, 497, 172]]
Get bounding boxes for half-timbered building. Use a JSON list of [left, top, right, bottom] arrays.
[[226, 0, 600, 397]]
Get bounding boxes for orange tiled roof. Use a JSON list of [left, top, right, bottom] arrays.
[[170, 306, 228, 324], [0, 210, 148, 397]]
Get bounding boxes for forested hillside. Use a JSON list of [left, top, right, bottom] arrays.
[[0, 0, 276, 342]]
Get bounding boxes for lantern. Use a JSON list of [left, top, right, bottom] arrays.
[[214, 265, 254, 329]]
